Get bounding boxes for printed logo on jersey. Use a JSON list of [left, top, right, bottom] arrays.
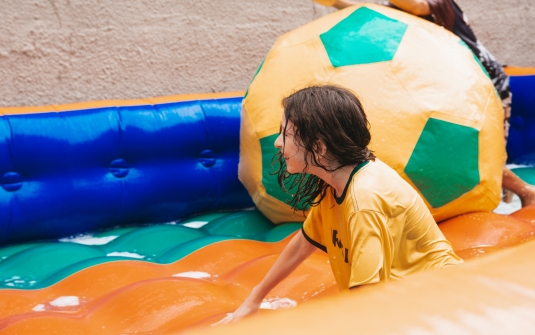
[[331, 229, 349, 263]]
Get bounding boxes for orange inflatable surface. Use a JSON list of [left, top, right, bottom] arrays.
[[192, 223, 535, 335], [0, 237, 337, 334], [0, 206, 534, 334]]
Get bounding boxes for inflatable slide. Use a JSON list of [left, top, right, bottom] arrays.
[[0, 4, 534, 335]]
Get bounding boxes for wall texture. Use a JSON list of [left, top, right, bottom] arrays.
[[0, 0, 533, 107]]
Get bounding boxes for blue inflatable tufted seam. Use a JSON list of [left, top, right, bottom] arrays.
[[0, 172, 22, 192], [109, 158, 129, 178], [0, 97, 254, 245], [199, 150, 216, 168]]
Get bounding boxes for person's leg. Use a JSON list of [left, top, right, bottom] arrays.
[[502, 167, 535, 207], [502, 188, 514, 203]]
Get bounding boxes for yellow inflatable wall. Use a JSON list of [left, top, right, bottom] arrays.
[[239, 3, 505, 223]]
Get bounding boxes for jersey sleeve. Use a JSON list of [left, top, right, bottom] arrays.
[[302, 206, 326, 252], [347, 210, 386, 288]]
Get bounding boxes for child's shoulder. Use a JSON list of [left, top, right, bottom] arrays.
[[352, 159, 398, 186], [349, 159, 417, 212]]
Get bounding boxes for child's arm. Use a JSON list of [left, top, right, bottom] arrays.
[[313, 0, 431, 15], [213, 230, 317, 325], [312, 0, 361, 10], [388, 0, 430, 16]]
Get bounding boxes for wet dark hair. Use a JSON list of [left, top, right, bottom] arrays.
[[276, 84, 375, 211], [426, 0, 455, 31]]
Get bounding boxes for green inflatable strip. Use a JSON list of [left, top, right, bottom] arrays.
[[37, 256, 149, 289], [156, 236, 237, 264], [201, 211, 274, 239], [103, 226, 207, 260], [0, 243, 106, 289], [93, 227, 140, 238], [263, 223, 303, 242], [0, 210, 302, 290], [180, 212, 228, 224], [511, 168, 535, 186], [0, 242, 46, 261]]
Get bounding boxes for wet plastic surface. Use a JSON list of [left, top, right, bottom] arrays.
[[0, 227, 337, 334], [0, 206, 534, 334], [189, 232, 535, 335]]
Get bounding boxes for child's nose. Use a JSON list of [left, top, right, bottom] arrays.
[[274, 133, 283, 149]]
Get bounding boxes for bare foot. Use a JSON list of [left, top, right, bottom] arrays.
[[503, 189, 514, 203]]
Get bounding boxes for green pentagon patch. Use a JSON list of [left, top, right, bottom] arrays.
[[320, 6, 408, 67], [404, 118, 480, 208]]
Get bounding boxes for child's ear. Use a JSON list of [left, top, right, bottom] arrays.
[[313, 140, 327, 157]]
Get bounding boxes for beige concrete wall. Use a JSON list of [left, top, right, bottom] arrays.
[[455, 0, 535, 67], [0, 0, 533, 107]]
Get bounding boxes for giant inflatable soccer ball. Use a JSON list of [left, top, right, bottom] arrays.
[[239, 4, 505, 223]]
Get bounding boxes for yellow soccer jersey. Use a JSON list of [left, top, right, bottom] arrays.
[[302, 159, 462, 291]]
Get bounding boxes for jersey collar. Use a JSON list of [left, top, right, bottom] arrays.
[[334, 160, 370, 205]]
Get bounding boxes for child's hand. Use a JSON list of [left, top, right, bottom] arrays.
[[211, 313, 235, 326], [312, 0, 337, 6], [211, 300, 261, 326]]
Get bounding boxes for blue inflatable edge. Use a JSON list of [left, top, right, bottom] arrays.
[[0, 96, 254, 245], [507, 74, 535, 165]]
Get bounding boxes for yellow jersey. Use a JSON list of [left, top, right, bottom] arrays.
[[302, 159, 462, 290]]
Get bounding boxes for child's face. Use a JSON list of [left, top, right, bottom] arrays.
[[274, 112, 307, 174]]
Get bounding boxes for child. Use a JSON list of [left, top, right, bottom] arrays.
[[215, 85, 462, 325]]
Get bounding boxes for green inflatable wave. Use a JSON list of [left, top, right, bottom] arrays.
[[0, 210, 302, 290], [511, 167, 535, 186]]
